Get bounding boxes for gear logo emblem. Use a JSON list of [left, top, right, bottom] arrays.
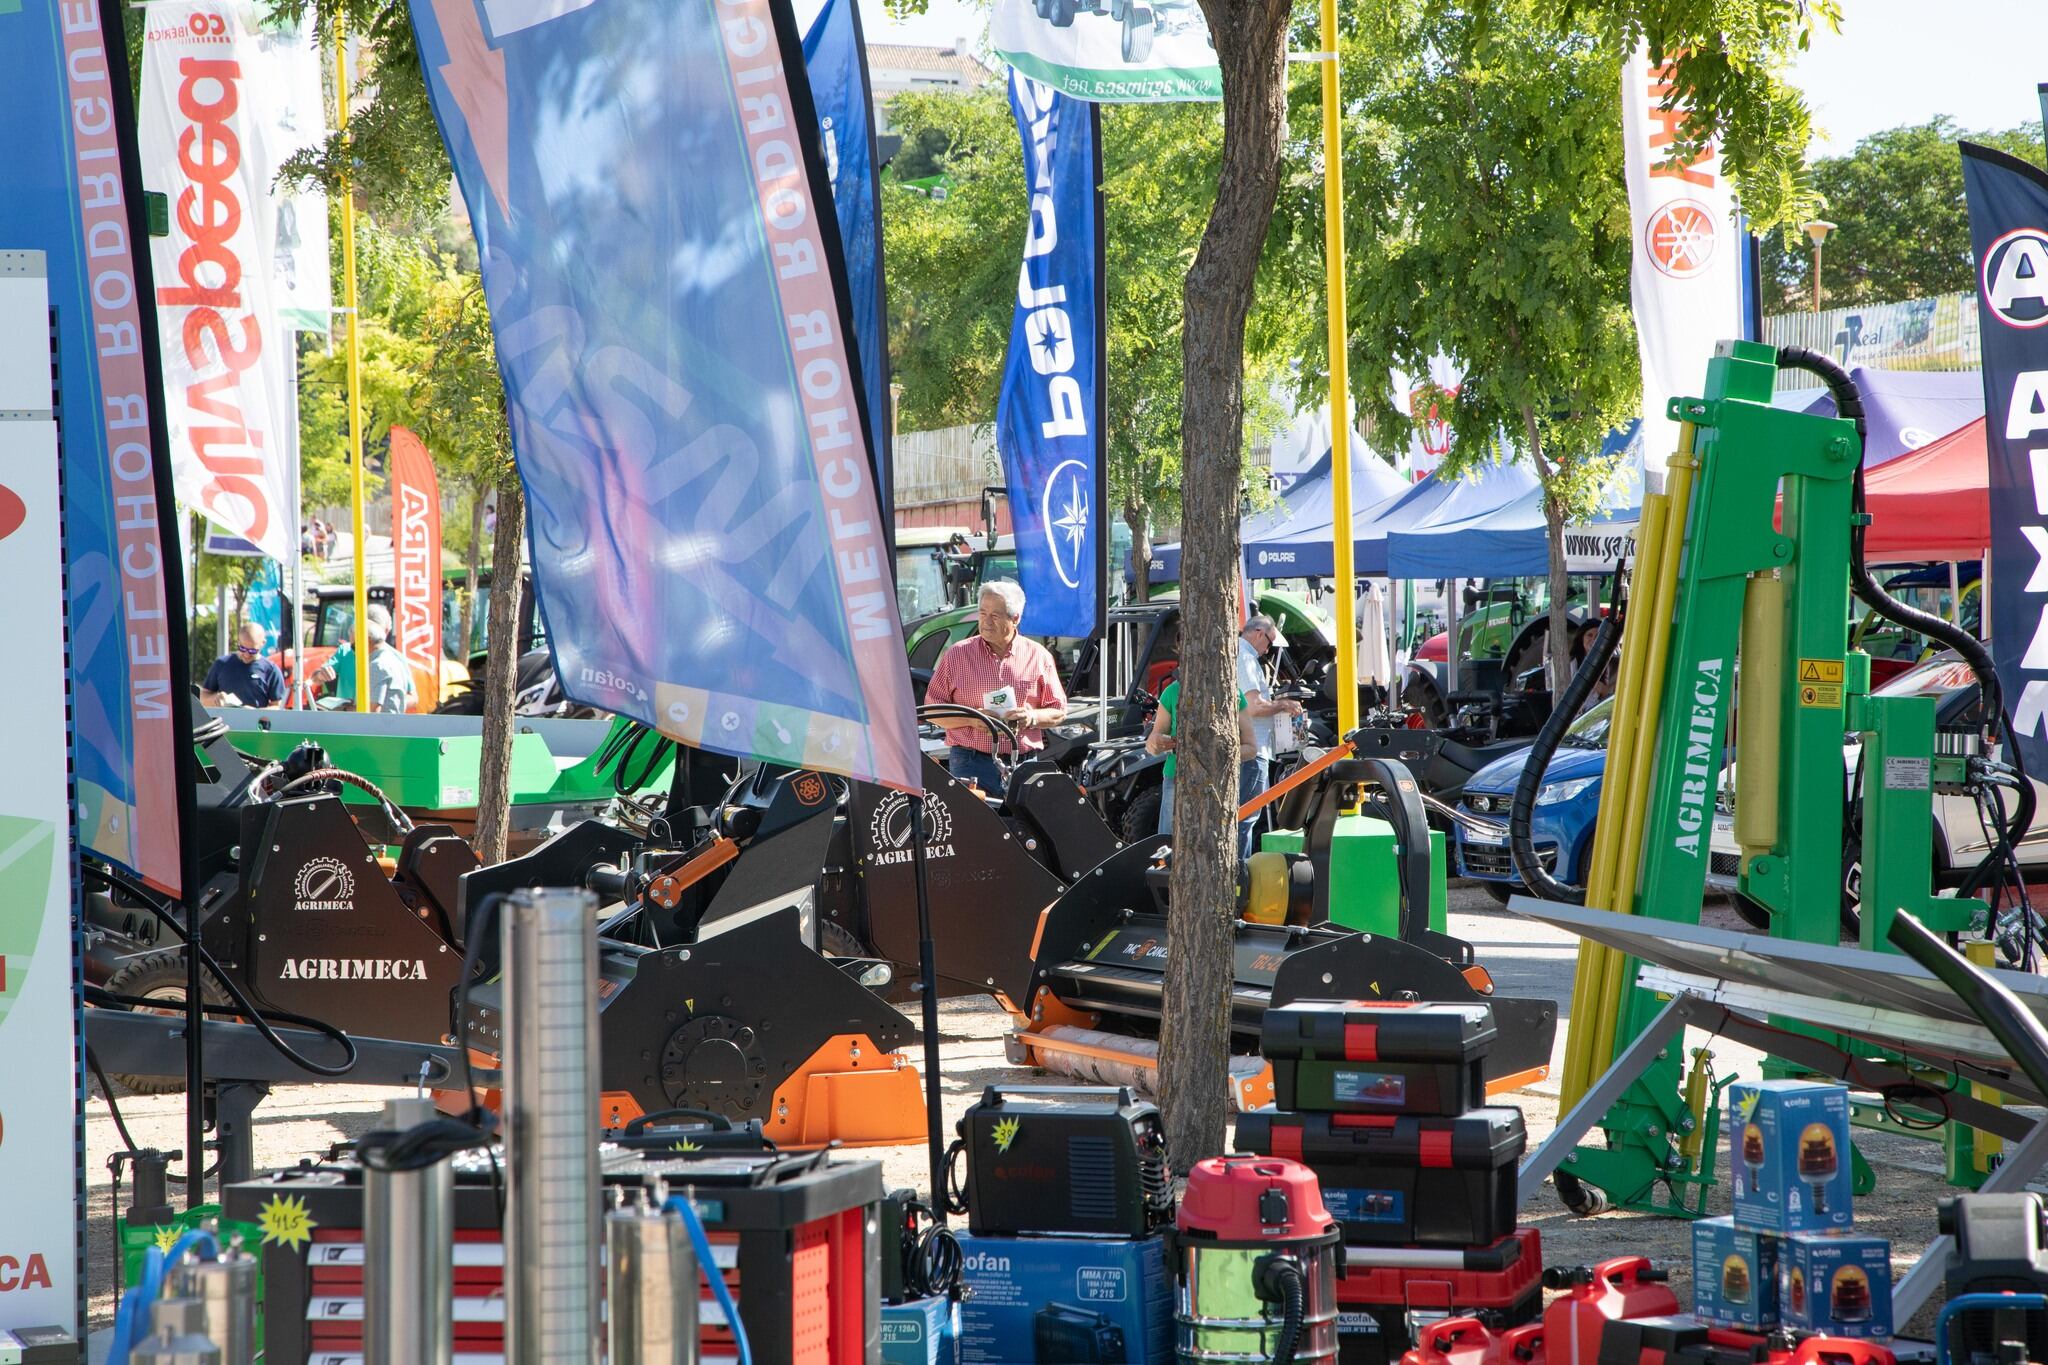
[[293, 856, 355, 912], [866, 793, 955, 864]]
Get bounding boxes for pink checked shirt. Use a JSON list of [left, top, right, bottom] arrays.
[[926, 633, 1068, 753]]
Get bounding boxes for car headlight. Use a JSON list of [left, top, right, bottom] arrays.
[[1536, 775, 1598, 805]]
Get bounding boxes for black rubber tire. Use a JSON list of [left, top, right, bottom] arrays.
[[1841, 841, 1864, 939], [1050, 0, 1077, 27], [1402, 679, 1450, 731], [100, 950, 231, 1095], [1120, 785, 1163, 844], [1120, 5, 1154, 61], [1482, 881, 1515, 906], [818, 919, 869, 959], [1729, 892, 1773, 931]]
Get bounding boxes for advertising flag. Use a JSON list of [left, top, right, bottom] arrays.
[[0, 0, 192, 898], [389, 425, 444, 695], [409, 0, 921, 792], [803, 0, 891, 529], [140, 1, 301, 566], [244, 5, 332, 334], [1621, 46, 1743, 474], [994, 71, 1104, 639], [1962, 141, 2048, 777], [245, 555, 283, 651], [991, 0, 1218, 102]]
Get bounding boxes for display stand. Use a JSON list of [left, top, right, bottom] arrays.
[[1511, 898, 2048, 1325]]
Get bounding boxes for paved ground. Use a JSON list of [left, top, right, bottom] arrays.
[[83, 883, 2019, 1337]]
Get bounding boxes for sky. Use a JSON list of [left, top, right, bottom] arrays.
[[800, 0, 2047, 163]]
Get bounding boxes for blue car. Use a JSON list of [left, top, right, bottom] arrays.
[[1453, 698, 1612, 902]]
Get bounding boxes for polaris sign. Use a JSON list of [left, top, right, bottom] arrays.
[[1963, 143, 2048, 778], [994, 71, 1103, 638]]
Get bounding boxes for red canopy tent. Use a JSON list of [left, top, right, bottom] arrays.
[[1862, 418, 1990, 562]]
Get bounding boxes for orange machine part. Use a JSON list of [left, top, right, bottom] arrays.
[[1485, 1064, 1550, 1097], [771, 1034, 926, 1149], [646, 836, 739, 910]]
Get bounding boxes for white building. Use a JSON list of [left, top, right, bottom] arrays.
[[865, 40, 993, 134]]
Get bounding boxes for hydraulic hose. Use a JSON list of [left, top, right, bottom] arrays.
[[1774, 347, 2033, 902], [1509, 570, 1627, 902], [276, 766, 417, 835], [1256, 1254, 1308, 1365]]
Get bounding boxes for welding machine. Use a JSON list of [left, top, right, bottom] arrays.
[[948, 1085, 1172, 1239], [1035, 1303, 1130, 1363]]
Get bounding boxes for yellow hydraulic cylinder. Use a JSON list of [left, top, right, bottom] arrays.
[[1561, 491, 1669, 1103], [1734, 573, 1785, 870], [1590, 425, 1701, 1075]]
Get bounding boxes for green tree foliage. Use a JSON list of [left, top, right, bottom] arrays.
[[1757, 118, 2047, 308], [883, 87, 1288, 559]]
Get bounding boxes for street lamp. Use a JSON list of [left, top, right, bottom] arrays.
[[1801, 220, 1836, 315]]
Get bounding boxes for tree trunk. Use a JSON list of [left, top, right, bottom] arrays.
[[1159, 0, 1292, 1175], [473, 485, 525, 864], [1520, 407, 1571, 696], [460, 481, 485, 663], [1127, 500, 1152, 601]]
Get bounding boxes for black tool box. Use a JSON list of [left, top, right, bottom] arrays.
[[953, 1085, 1172, 1239], [1263, 1002, 1494, 1116], [1235, 1108, 1524, 1247], [1333, 1228, 1542, 1365]]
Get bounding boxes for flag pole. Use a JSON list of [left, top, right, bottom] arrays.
[[1317, 0, 1358, 736], [336, 21, 369, 706]]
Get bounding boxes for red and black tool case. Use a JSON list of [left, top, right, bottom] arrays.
[[1333, 1228, 1544, 1365], [1235, 1107, 1525, 1247], [1262, 1001, 1496, 1116]]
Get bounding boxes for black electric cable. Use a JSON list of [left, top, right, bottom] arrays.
[[1255, 1255, 1308, 1365], [356, 1114, 495, 1172], [82, 862, 360, 1077], [1508, 565, 1626, 902], [1775, 347, 2033, 909], [594, 721, 677, 797], [447, 893, 506, 1126], [87, 1047, 221, 1184]]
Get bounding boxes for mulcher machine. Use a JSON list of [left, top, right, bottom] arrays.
[[1507, 339, 2038, 1215], [1010, 752, 1559, 1108], [89, 705, 931, 1146]]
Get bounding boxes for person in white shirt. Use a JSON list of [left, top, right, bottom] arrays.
[[1235, 615, 1305, 858]]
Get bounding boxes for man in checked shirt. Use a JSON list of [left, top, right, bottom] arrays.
[[924, 580, 1068, 796]]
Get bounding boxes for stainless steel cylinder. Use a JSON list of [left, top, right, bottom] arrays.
[[129, 1307, 223, 1365], [606, 1188, 698, 1365], [366, 1095, 454, 1365], [504, 888, 603, 1365], [166, 1246, 256, 1365]]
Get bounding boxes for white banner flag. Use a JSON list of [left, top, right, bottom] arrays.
[[1622, 47, 1742, 475], [140, 1, 302, 564], [248, 9, 331, 334]]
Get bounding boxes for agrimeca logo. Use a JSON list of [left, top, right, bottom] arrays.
[[1982, 228, 2048, 329], [867, 792, 955, 866], [293, 856, 355, 912]]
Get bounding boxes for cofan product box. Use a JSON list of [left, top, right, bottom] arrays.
[[955, 1233, 1173, 1364], [883, 1294, 962, 1365], [1729, 1081, 1854, 1234], [1691, 1216, 1780, 1329], [1777, 1232, 1893, 1340]]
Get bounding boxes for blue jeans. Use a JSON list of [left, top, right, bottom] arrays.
[[1239, 757, 1271, 859], [947, 746, 1006, 796], [1157, 771, 1175, 836]]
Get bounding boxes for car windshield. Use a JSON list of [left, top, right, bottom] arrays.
[[1560, 695, 1614, 748], [895, 547, 951, 622]]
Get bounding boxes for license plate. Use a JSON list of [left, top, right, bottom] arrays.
[[1465, 827, 1505, 845]]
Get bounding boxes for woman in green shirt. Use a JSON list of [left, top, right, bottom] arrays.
[[1143, 679, 1255, 837]]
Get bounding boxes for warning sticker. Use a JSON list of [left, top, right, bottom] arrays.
[[1798, 658, 1845, 684], [1884, 756, 1931, 790], [1798, 682, 1842, 709]]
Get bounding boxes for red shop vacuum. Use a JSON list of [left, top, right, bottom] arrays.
[[1176, 1154, 1344, 1363]]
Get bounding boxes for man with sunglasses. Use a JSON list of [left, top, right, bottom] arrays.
[[201, 621, 287, 709]]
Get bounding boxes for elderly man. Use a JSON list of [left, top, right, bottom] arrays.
[[925, 580, 1067, 794], [201, 622, 287, 709], [315, 604, 417, 714], [1237, 614, 1306, 857]]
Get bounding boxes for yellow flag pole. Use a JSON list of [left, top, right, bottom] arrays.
[[1318, 0, 1357, 734], [336, 22, 369, 708]]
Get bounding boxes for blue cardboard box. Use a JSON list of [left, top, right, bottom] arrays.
[[956, 1233, 1174, 1364], [1778, 1233, 1893, 1340], [1691, 1216, 1780, 1329], [883, 1294, 962, 1365], [1729, 1080, 1854, 1233]]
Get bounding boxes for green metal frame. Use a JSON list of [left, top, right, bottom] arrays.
[[1563, 340, 2000, 1214]]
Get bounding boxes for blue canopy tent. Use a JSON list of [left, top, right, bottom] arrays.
[[1385, 425, 1642, 579], [1245, 455, 1547, 578], [1795, 367, 1982, 465], [1143, 448, 1405, 582]]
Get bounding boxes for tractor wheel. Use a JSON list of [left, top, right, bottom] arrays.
[[1120, 5, 1154, 61], [1402, 679, 1450, 730], [818, 919, 869, 959], [1120, 786, 1163, 844], [1049, 0, 1077, 27], [100, 951, 231, 1095]]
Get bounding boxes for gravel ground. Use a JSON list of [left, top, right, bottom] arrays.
[[83, 882, 2031, 1340]]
